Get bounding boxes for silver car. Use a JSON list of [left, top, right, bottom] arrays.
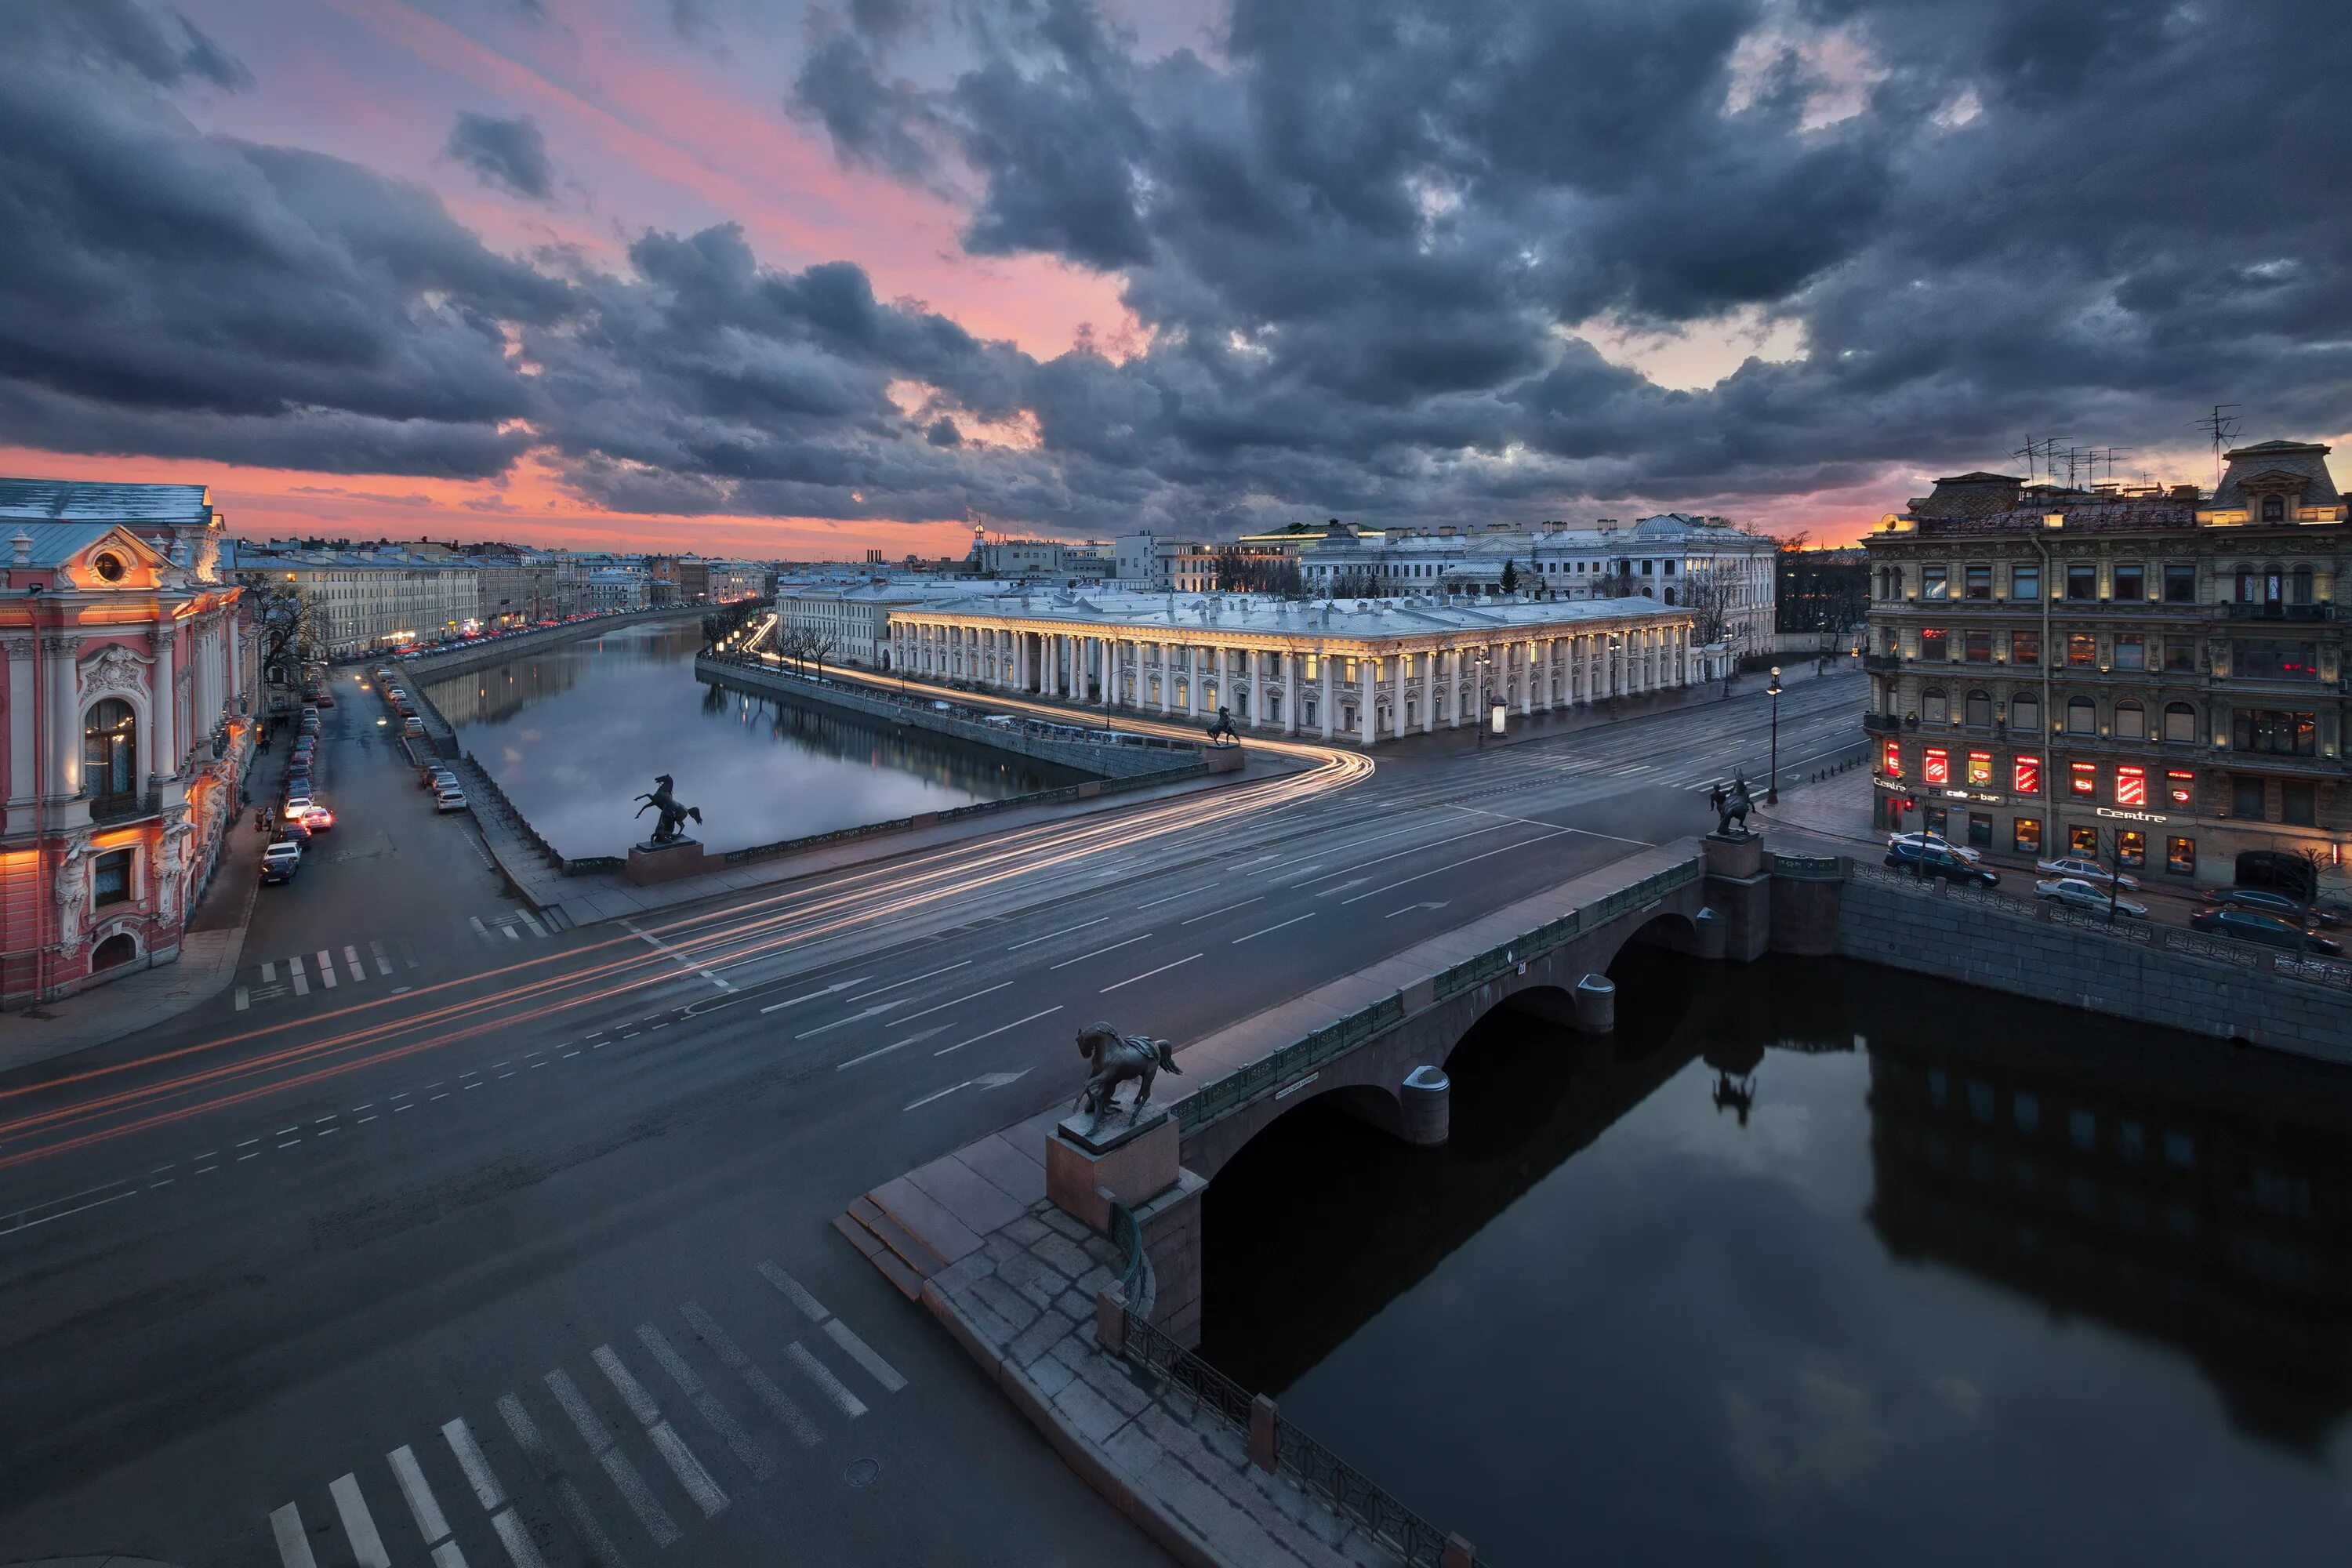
[[2036, 877, 2148, 918]]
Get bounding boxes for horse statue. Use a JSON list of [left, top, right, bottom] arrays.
[[633, 773, 704, 845], [1203, 706, 1240, 746], [1708, 769, 1755, 837], [1073, 1021, 1182, 1125]]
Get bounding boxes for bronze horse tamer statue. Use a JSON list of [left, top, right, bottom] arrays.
[[1073, 1021, 1182, 1123], [633, 773, 704, 844]]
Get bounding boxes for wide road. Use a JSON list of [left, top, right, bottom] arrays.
[[0, 664, 1866, 1567]]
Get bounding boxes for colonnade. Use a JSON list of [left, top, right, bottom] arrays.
[[886, 617, 1693, 749]]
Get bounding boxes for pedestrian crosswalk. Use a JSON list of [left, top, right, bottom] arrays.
[[472, 909, 552, 943], [237, 939, 419, 1011], [267, 1259, 904, 1567]]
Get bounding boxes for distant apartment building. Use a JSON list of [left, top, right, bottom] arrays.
[[968, 528, 1111, 582], [226, 542, 481, 657], [1861, 440, 2348, 884]]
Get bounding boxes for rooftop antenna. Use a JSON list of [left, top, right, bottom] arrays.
[[2100, 446, 2134, 485], [2190, 404, 2241, 488]]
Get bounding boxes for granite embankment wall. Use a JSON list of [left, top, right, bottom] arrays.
[[1835, 863, 2352, 1065], [696, 653, 1207, 782], [395, 606, 705, 683]]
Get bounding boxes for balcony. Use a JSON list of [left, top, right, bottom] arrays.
[[1862, 711, 1902, 735], [1862, 652, 1902, 673], [2219, 601, 2336, 622], [88, 789, 162, 826]]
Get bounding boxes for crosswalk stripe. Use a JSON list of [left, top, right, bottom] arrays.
[[786, 1341, 867, 1418], [290, 955, 309, 996], [328, 1472, 391, 1567], [757, 1259, 830, 1323], [543, 1370, 681, 1547], [488, 1506, 552, 1568], [317, 949, 338, 989], [388, 1443, 451, 1545], [470, 916, 489, 938], [432, 1542, 471, 1568], [345, 944, 365, 981], [235, 986, 250, 1012], [520, 912, 546, 937], [679, 1301, 821, 1447], [592, 1345, 728, 1519], [441, 1417, 506, 1511], [370, 938, 394, 977], [499, 1390, 636, 1566], [637, 1323, 774, 1481], [261, 960, 277, 982], [269, 1501, 320, 1568], [822, 1317, 908, 1393], [503, 923, 521, 941]]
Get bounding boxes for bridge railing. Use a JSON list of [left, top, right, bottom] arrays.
[[1177, 855, 1703, 1133]]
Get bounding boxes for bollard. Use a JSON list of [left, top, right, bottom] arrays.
[[1399, 1065, 1451, 1145], [1095, 1287, 1127, 1357], [1573, 973, 1616, 1033], [1248, 1394, 1279, 1472], [1442, 1534, 1480, 1568]]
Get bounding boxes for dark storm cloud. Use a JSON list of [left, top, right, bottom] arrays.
[[447, 111, 555, 201], [0, 0, 253, 91]]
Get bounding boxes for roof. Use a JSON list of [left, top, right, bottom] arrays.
[[0, 478, 219, 526], [5, 520, 167, 569], [2213, 441, 2338, 510], [899, 587, 1687, 641]]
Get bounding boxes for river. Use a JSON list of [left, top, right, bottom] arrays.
[[420, 622, 1085, 857], [1199, 948, 2352, 1564]]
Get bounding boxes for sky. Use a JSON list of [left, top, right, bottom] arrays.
[[2, 0, 2347, 559]]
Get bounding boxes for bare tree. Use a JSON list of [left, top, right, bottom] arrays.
[[251, 581, 321, 714], [806, 633, 837, 682]]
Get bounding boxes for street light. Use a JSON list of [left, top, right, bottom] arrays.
[[1765, 665, 1783, 804]]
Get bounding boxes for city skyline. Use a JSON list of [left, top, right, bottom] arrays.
[[6, 0, 2343, 557]]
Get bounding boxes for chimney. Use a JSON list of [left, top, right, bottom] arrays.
[[9, 527, 31, 568]]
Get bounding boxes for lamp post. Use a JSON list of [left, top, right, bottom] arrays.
[[1765, 665, 1783, 804]]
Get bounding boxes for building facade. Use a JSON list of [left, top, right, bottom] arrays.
[[1863, 441, 2348, 886], [884, 590, 1696, 748], [227, 546, 483, 657], [2, 491, 256, 1005]]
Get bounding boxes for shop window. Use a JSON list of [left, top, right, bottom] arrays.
[[1964, 631, 1992, 663], [1965, 690, 1993, 727], [2014, 817, 2043, 854], [1923, 688, 1948, 723], [2067, 633, 2097, 667], [2113, 562, 2145, 601], [2070, 762, 2096, 796], [2232, 775, 2267, 818], [2066, 563, 2098, 600], [93, 848, 132, 906], [1919, 628, 1947, 662], [2165, 837, 2196, 877], [2013, 755, 2041, 795], [2115, 766, 2147, 808], [2161, 702, 2196, 742], [2113, 634, 2146, 671], [2232, 640, 2317, 680], [1966, 750, 1993, 787], [1925, 806, 1947, 836], [1882, 739, 1902, 777], [1924, 748, 1951, 786], [2011, 693, 2041, 733], [2231, 710, 2315, 755], [1922, 564, 1948, 600], [2283, 782, 2317, 827], [2165, 770, 2195, 807], [2163, 639, 2196, 673], [2071, 824, 2100, 855], [1967, 816, 1992, 849], [2117, 829, 2147, 867], [2010, 562, 2041, 601], [1964, 565, 1991, 599], [2066, 696, 2096, 734], [2009, 630, 2042, 666]]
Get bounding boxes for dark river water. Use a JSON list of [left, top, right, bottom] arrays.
[[1200, 949, 2352, 1565], [422, 623, 1084, 856]]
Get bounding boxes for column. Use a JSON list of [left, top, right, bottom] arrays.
[[1358, 657, 1376, 747], [151, 627, 177, 779], [5, 637, 35, 806], [1421, 648, 1436, 733], [1159, 641, 1172, 713], [1319, 655, 1334, 740], [45, 635, 78, 797], [1014, 630, 1027, 691], [1519, 641, 1534, 716], [1393, 655, 1408, 740], [1283, 651, 1300, 735], [1186, 644, 1201, 717]]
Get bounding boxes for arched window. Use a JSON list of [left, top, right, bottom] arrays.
[[2066, 695, 2096, 735], [2011, 692, 2041, 733], [2163, 701, 2197, 742], [92, 931, 139, 971], [1923, 687, 1949, 723], [83, 698, 138, 808], [2262, 494, 2285, 522], [2114, 699, 2146, 740], [2235, 567, 2256, 603], [1965, 689, 1993, 728], [2291, 565, 2314, 604]]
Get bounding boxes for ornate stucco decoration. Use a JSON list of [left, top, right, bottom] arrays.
[[78, 643, 154, 705]]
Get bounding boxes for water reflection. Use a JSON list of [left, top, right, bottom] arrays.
[[1200, 950, 2352, 1563], [422, 624, 1086, 856]]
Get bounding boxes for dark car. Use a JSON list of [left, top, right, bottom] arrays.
[[260, 842, 302, 884], [2199, 887, 2343, 927], [1885, 839, 2001, 888], [2189, 908, 2343, 955]]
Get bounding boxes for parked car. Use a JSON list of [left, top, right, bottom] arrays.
[[2034, 856, 2137, 889], [1885, 839, 2001, 887], [434, 788, 470, 813], [1888, 831, 1982, 865], [293, 803, 336, 832], [314, 691, 336, 707], [2036, 877, 2148, 918], [424, 770, 458, 793], [403, 717, 426, 736], [2190, 908, 2344, 956], [285, 793, 314, 818], [260, 841, 303, 884], [2198, 887, 2343, 927], [277, 818, 312, 846]]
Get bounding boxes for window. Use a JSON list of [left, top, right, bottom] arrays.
[[2066, 562, 2098, 600], [2233, 640, 2318, 680], [1923, 688, 1948, 723], [1882, 739, 1902, 777], [1964, 565, 1991, 600], [2071, 824, 2100, 855], [1924, 748, 1951, 786], [2066, 696, 2096, 734], [82, 698, 138, 807], [2010, 630, 2042, 666], [2010, 561, 2041, 601], [1965, 690, 1992, 727], [2163, 639, 2196, 673], [2163, 561, 2196, 602], [2013, 755, 2041, 794], [2115, 765, 2147, 808], [93, 848, 132, 906], [2067, 633, 2097, 667], [2283, 782, 2317, 827], [1968, 816, 1992, 849], [2113, 634, 2145, 671], [2014, 1094, 2041, 1134], [2291, 564, 2314, 604], [1919, 627, 1949, 661], [2162, 702, 2196, 742], [1922, 564, 1948, 599], [93, 550, 125, 583], [2070, 761, 2097, 795], [2262, 494, 2285, 522], [2231, 710, 2316, 755], [2165, 769, 2194, 807], [1966, 750, 1993, 786], [2113, 562, 2144, 601], [2166, 837, 2196, 877], [2015, 817, 2043, 854], [2164, 1131, 2195, 1169], [1964, 630, 1993, 663], [2114, 700, 2145, 740], [2011, 693, 2040, 733], [2232, 775, 2267, 818]]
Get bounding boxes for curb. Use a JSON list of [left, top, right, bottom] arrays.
[[919, 1279, 1224, 1568]]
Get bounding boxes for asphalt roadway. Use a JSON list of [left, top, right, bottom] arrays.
[[0, 665, 1868, 1568]]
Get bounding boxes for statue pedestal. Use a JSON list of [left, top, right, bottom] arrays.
[[1701, 830, 1764, 880], [626, 837, 709, 885], [1203, 745, 1246, 774], [1047, 1105, 1178, 1233]]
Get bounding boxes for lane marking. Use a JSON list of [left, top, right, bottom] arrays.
[[1004, 916, 1108, 950], [1135, 884, 1216, 910], [786, 1341, 868, 1418], [1047, 931, 1154, 970], [328, 1472, 393, 1568], [757, 975, 872, 1015], [843, 960, 971, 1002], [933, 1004, 1063, 1056], [834, 1024, 952, 1070], [1101, 953, 1203, 993], [1341, 829, 1574, 902], [1455, 804, 1653, 847], [681, 1301, 822, 1447], [1178, 896, 1261, 926], [904, 1080, 970, 1110], [618, 916, 736, 992], [1232, 913, 1316, 944], [822, 1318, 909, 1394], [792, 997, 907, 1039], [892, 980, 1011, 1025]]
